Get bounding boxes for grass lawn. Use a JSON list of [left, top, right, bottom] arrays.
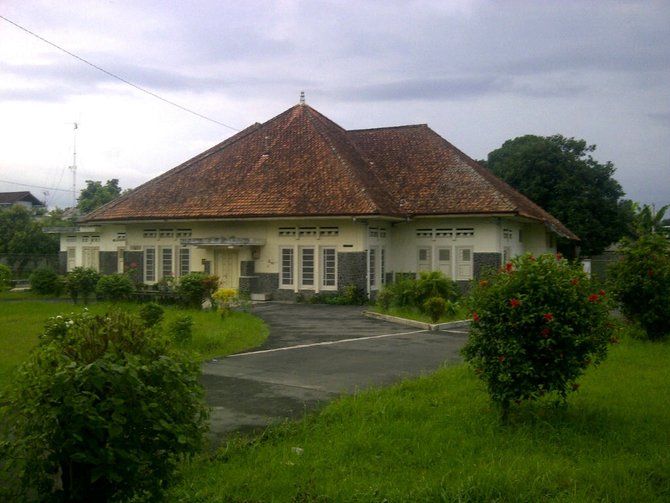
[[168, 333, 670, 502], [0, 299, 268, 389]]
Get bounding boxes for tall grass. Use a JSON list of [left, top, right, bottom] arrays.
[[168, 334, 670, 502]]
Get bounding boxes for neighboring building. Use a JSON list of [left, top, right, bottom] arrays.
[[56, 101, 577, 299], [0, 191, 45, 210]]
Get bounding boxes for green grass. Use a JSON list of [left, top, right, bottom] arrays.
[[0, 301, 268, 389], [167, 334, 670, 502]]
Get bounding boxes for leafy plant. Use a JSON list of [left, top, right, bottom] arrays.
[[462, 253, 614, 419], [0, 264, 12, 291], [139, 302, 165, 328], [168, 314, 194, 345], [415, 271, 458, 305], [0, 308, 208, 502], [423, 296, 446, 323], [213, 287, 238, 317], [65, 267, 101, 304], [177, 273, 219, 309], [608, 233, 670, 340], [29, 267, 62, 295], [95, 272, 135, 302]]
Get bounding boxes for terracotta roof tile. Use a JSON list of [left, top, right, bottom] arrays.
[[83, 104, 576, 239]]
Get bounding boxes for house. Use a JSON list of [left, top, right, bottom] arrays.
[[57, 100, 577, 299], [0, 191, 45, 210]]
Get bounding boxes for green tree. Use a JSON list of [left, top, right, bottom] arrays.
[[77, 179, 122, 214], [608, 233, 670, 340], [0, 309, 208, 502], [483, 135, 627, 256], [630, 203, 669, 238]]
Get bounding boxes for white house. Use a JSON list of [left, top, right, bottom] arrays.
[[57, 101, 577, 299]]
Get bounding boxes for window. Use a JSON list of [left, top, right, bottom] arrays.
[[417, 247, 432, 272], [503, 228, 513, 240], [66, 247, 76, 271], [380, 247, 386, 285], [300, 247, 315, 287], [369, 247, 377, 289], [176, 229, 192, 238], [321, 247, 337, 288], [143, 229, 157, 238], [161, 247, 173, 278], [280, 247, 294, 287], [437, 247, 452, 278], [456, 246, 473, 281], [179, 248, 190, 276], [117, 247, 125, 273], [145, 247, 156, 282], [159, 229, 174, 239], [82, 247, 99, 271]]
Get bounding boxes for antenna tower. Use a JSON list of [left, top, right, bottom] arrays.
[[69, 122, 78, 208]]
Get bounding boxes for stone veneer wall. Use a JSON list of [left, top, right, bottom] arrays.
[[473, 252, 501, 280], [337, 251, 367, 292], [99, 252, 118, 275], [124, 251, 144, 284]]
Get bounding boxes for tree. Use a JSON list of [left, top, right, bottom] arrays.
[[0, 206, 60, 276], [0, 308, 208, 502], [630, 203, 669, 238], [77, 179, 122, 214], [483, 135, 627, 256]]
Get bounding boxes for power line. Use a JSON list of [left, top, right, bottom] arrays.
[[0, 14, 240, 131], [0, 178, 73, 193]]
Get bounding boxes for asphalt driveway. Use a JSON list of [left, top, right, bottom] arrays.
[[201, 303, 468, 444]]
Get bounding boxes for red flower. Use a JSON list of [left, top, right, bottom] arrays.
[[543, 313, 554, 321], [647, 269, 654, 277], [588, 294, 600, 302], [505, 262, 513, 272], [510, 298, 521, 308], [472, 312, 480, 322], [479, 279, 489, 287], [541, 327, 551, 338], [571, 383, 580, 391], [599, 289, 606, 297], [498, 355, 506, 363], [570, 278, 579, 286], [556, 253, 563, 260]]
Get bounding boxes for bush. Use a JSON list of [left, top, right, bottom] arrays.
[[65, 267, 101, 304], [29, 267, 63, 296], [95, 273, 135, 302], [423, 296, 446, 323], [177, 273, 219, 309], [608, 234, 670, 340], [415, 271, 458, 305], [0, 308, 208, 502], [462, 253, 614, 419], [0, 264, 12, 291], [168, 314, 194, 345], [139, 302, 165, 328]]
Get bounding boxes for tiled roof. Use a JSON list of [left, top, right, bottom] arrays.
[[0, 191, 44, 206], [83, 103, 576, 239]]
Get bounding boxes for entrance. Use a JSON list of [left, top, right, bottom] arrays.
[[214, 249, 239, 289]]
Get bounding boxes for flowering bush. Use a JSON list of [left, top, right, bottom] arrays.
[[213, 287, 239, 317], [608, 234, 670, 340], [462, 253, 614, 418]]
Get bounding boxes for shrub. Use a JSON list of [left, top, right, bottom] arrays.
[[177, 273, 219, 309], [139, 302, 165, 328], [423, 296, 446, 323], [168, 314, 194, 345], [95, 273, 135, 302], [29, 267, 63, 295], [0, 263, 12, 291], [0, 308, 208, 502], [65, 267, 101, 304], [415, 271, 458, 305], [608, 234, 670, 340], [376, 287, 394, 312], [462, 253, 614, 419], [213, 287, 238, 317]]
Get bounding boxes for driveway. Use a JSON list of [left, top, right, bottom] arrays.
[[201, 303, 468, 445]]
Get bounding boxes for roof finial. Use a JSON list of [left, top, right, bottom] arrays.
[[299, 91, 305, 105]]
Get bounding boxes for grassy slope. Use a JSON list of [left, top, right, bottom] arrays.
[[169, 335, 670, 502]]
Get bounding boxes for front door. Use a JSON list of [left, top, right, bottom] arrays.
[[214, 249, 239, 289]]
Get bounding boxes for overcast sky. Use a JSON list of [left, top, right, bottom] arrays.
[[1, 0, 668, 211]]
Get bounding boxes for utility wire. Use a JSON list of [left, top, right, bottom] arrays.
[[0, 179, 73, 193], [0, 14, 240, 131]]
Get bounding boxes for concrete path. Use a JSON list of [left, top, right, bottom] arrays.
[[201, 303, 468, 445]]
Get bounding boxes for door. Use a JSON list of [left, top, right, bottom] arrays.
[[214, 249, 239, 289]]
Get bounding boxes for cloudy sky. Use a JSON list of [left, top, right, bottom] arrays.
[[1, 0, 668, 210]]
